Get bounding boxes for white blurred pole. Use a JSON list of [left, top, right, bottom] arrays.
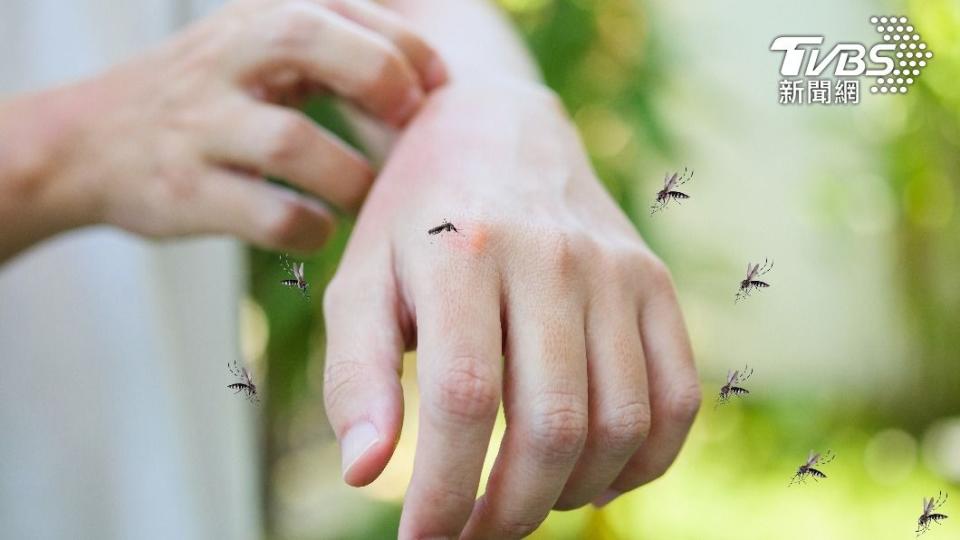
[[0, 2, 259, 539]]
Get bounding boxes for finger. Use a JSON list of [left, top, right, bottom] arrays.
[[553, 295, 650, 510], [463, 281, 588, 538], [239, 3, 425, 126], [176, 169, 334, 252], [323, 253, 406, 486], [398, 253, 502, 538], [602, 267, 701, 505], [321, 0, 448, 89], [203, 97, 373, 212], [249, 67, 328, 107]]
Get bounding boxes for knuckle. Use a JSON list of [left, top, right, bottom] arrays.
[[266, 114, 316, 166], [363, 44, 408, 96], [498, 516, 544, 539], [539, 232, 584, 281], [391, 27, 439, 63], [545, 233, 576, 268], [596, 399, 651, 453], [157, 166, 199, 204], [323, 357, 367, 414], [165, 106, 207, 135], [409, 484, 477, 529], [267, 5, 319, 52], [393, 30, 429, 60], [527, 394, 588, 463], [430, 357, 501, 424], [664, 379, 703, 424], [643, 255, 673, 289]]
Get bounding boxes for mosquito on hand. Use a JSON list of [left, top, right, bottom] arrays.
[[428, 219, 459, 235]]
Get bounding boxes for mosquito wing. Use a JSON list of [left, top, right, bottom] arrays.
[[664, 172, 679, 191], [924, 497, 934, 515], [746, 263, 759, 281], [727, 369, 739, 384], [807, 451, 820, 466], [295, 262, 304, 281]]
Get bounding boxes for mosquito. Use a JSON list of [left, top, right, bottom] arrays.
[[227, 359, 258, 403], [716, 365, 753, 407], [735, 259, 773, 303], [428, 219, 459, 235], [917, 491, 949, 537], [789, 450, 835, 486], [650, 167, 693, 214], [281, 256, 309, 299]]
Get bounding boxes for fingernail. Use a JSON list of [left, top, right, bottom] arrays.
[[391, 88, 422, 127], [340, 421, 379, 479], [592, 489, 621, 508], [424, 57, 448, 88]]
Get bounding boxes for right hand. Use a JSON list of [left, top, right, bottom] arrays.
[[29, 0, 445, 252]]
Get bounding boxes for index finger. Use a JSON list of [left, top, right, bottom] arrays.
[[321, 0, 448, 89], [203, 97, 373, 212], [398, 253, 502, 538], [237, 3, 425, 126]]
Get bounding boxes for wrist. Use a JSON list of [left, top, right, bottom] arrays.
[[0, 82, 107, 233], [427, 78, 566, 117], [372, 78, 588, 204], [413, 78, 576, 146]]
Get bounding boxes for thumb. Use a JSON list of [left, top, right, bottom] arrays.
[[322, 268, 405, 486]]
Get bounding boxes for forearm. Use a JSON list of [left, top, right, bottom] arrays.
[[347, 0, 545, 159], [0, 86, 99, 262], [383, 0, 540, 83]]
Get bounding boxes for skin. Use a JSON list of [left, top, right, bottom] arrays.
[[0, 0, 700, 537], [319, 2, 701, 538], [323, 16, 702, 535], [0, 0, 447, 262]]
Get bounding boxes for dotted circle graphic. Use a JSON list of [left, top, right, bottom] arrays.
[[871, 15, 931, 95]]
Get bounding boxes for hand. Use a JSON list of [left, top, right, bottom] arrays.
[[322, 81, 701, 538], [1, 0, 446, 255]]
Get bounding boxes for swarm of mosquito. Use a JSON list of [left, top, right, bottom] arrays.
[[428, 218, 459, 235], [650, 167, 693, 215], [916, 491, 949, 537], [715, 365, 753, 408], [735, 259, 773, 303], [280, 255, 309, 300], [226, 358, 259, 404], [789, 450, 835, 486]]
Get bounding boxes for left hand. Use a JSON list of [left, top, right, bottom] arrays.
[[321, 81, 701, 539]]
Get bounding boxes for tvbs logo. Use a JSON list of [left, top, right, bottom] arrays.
[[771, 16, 933, 101], [771, 36, 894, 77]]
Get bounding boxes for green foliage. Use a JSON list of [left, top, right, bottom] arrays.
[[506, 0, 674, 230], [887, 0, 960, 423]]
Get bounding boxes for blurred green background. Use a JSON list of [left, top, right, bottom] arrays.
[[243, 0, 960, 538]]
